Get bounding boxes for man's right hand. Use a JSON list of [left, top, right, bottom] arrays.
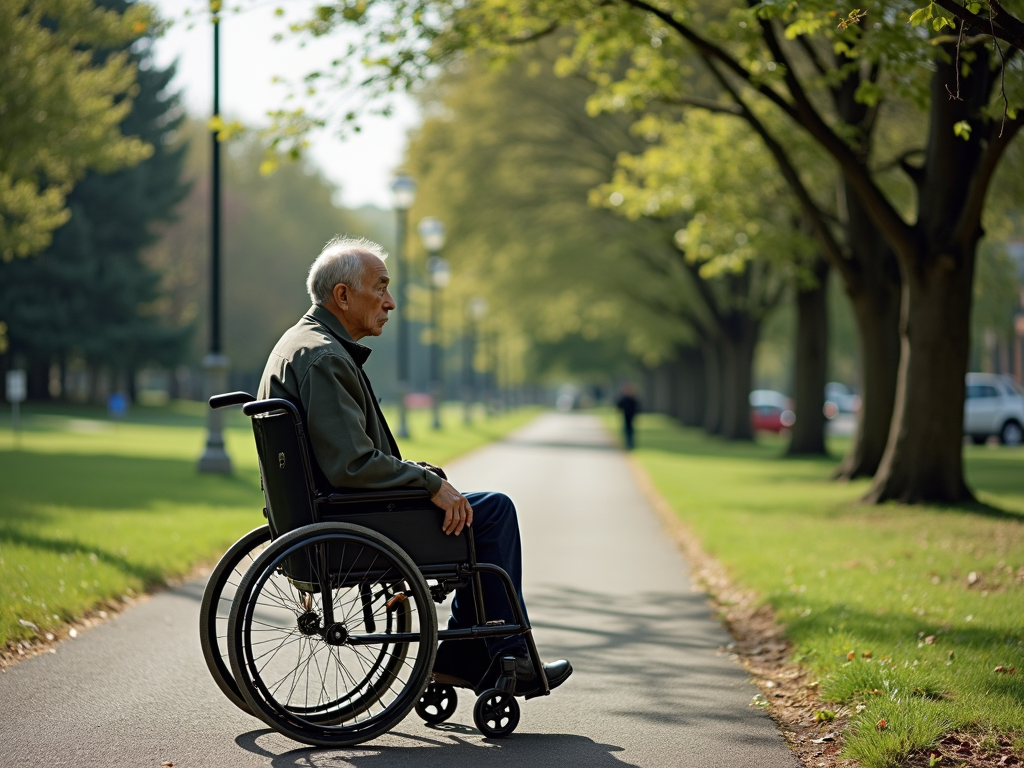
[[430, 479, 474, 536]]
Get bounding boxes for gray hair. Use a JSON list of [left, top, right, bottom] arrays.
[[306, 236, 389, 305]]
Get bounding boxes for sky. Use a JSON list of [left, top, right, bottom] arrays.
[[150, 0, 420, 209]]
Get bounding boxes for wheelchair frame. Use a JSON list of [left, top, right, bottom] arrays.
[[199, 391, 548, 746]]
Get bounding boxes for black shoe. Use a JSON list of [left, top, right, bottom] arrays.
[[482, 654, 573, 696]]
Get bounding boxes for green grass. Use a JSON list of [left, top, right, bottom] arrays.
[[0, 401, 539, 647], [619, 414, 1024, 768]]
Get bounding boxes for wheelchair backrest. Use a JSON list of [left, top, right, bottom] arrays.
[[250, 407, 318, 538]]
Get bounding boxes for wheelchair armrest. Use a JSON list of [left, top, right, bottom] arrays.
[[241, 398, 302, 423], [319, 488, 433, 506], [209, 391, 256, 409]]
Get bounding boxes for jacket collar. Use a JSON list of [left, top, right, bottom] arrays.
[[308, 305, 373, 368]]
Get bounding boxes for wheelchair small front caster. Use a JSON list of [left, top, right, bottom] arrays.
[[416, 683, 458, 724], [473, 689, 520, 738]]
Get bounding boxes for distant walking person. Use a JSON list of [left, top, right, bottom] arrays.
[[615, 383, 641, 450]]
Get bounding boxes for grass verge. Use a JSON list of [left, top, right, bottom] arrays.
[[617, 413, 1024, 768], [0, 401, 539, 649]]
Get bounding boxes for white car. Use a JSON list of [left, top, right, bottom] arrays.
[[964, 373, 1024, 445]]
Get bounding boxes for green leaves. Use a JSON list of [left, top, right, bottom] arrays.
[[0, 0, 154, 260]]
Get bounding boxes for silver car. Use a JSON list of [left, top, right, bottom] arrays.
[[964, 373, 1024, 445]]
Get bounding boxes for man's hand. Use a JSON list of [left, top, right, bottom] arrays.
[[430, 479, 473, 536]]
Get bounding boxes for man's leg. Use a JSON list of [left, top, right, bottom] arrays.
[[448, 490, 529, 658]]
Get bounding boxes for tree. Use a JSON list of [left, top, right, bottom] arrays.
[[0, 0, 154, 260], [0, 0, 192, 401], [597, 111, 808, 439]]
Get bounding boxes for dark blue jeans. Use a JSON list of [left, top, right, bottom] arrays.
[[449, 491, 530, 657]]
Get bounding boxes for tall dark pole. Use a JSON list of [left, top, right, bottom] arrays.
[[210, 8, 221, 356], [198, 0, 231, 473], [395, 206, 410, 439]]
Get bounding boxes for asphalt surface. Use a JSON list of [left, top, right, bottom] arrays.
[[0, 412, 797, 768]]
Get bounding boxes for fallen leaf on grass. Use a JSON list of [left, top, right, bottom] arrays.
[[994, 665, 1017, 674], [18, 620, 38, 631], [924, 635, 936, 644], [876, 718, 888, 730], [847, 651, 856, 661], [862, 651, 872, 659]]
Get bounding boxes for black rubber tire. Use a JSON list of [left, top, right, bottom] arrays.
[[1000, 420, 1023, 446], [227, 522, 437, 747], [415, 683, 458, 724], [198, 525, 272, 715], [473, 689, 520, 738], [970, 435, 988, 445]]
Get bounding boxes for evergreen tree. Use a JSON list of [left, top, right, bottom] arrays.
[[0, 0, 191, 401]]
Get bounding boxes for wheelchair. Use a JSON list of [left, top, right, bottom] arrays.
[[198, 392, 550, 747]]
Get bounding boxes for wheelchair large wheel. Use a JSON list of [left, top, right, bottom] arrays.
[[199, 525, 272, 715], [227, 522, 437, 747]]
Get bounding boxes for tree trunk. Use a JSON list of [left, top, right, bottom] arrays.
[[865, 253, 975, 502], [864, 35, 1006, 504], [787, 258, 829, 456], [718, 317, 759, 440], [676, 346, 706, 427], [702, 338, 722, 435], [834, 188, 903, 478], [27, 358, 51, 402]]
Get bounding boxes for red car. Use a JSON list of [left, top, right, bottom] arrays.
[[750, 389, 796, 433]]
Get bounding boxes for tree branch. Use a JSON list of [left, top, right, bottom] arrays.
[[502, 21, 559, 47], [661, 94, 743, 115], [704, 58, 860, 288], [932, 0, 1024, 49], [619, 0, 800, 121], [617, 0, 917, 263], [954, 111, 1024, 247], [795, 34, 831, 78]]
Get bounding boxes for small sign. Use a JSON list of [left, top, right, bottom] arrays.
[[5, 370, 26, 403]]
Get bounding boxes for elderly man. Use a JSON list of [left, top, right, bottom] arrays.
[[258, 236, 571, 695]]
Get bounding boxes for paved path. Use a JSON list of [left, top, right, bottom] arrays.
[[0, 413, 796, 768]]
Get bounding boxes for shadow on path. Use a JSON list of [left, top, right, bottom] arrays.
[[237, 729, 637, 768]]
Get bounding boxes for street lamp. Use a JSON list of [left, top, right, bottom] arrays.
[[465, 297, 488, 425], [390, 173, 416, 439], [198, 0, 231, 474], [419, 217, 449, 429]]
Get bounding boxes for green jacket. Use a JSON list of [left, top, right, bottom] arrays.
[[258, 304, 443, 495]]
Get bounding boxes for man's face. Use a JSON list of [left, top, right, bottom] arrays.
[[339, 254, 395, 339]]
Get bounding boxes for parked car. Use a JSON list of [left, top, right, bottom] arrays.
[[964, 373, 1024, 445], [824, 381, 861, 420], [750, 389, 795, 433]]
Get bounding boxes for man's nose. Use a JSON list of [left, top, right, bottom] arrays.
[[383, 290, 396, 309]]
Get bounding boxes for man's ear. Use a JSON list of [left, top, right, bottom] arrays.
[[332, 282, 350, 310]]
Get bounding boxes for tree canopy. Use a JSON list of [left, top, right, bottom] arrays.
[[0, 0, 155, 260]]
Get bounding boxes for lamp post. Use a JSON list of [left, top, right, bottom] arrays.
[[390, 174, 416, 439], [418, 217, 449, 430], [198, 0, 232, 474], [465, 297, 488, 425]]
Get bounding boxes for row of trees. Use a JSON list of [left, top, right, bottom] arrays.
[[0, 0, 190, 400], [282, 0, 1024, 504], [0, 0, 390, 403]]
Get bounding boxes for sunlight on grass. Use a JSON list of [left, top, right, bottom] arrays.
[[618, 413, 1024, 768], [0, 402, 539, 647]]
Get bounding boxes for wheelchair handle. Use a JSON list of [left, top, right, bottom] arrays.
[[241, 397, 303, 423], [209, 391, 256, 409]]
